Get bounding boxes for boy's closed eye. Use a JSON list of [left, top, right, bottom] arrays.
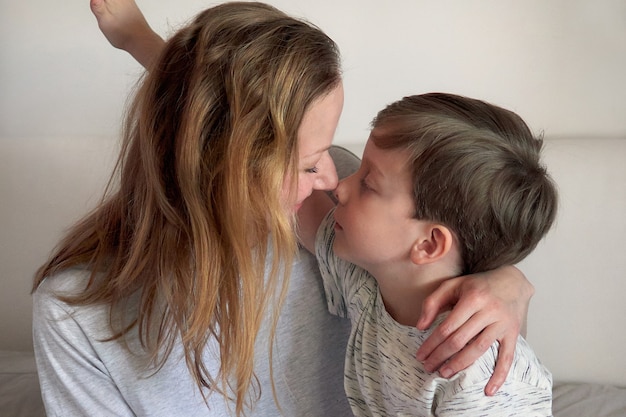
[[360, 176, 375, 192]]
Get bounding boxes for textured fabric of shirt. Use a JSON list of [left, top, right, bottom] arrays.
[[315, 209, 553, 417]]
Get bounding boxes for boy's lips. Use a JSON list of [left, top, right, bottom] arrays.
[[333, 213, 343, 231]]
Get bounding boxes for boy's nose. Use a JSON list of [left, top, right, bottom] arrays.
[[334, 175, 350, 204]]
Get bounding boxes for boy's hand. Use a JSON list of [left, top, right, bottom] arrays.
[[416, 266, 533, 396]]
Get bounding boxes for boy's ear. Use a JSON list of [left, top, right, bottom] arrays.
[[410, 224, 454, 265]]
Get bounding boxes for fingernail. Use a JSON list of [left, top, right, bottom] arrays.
[[440, 367, 452, 378]]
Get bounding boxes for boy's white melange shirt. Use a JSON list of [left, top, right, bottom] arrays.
[[315, 209, 553, 417]]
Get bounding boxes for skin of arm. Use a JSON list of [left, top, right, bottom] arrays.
[[299, 187, 533, 396], [297, 190, 335, 254], [416, 266, 533, 395], [90, 0, 533, 396]]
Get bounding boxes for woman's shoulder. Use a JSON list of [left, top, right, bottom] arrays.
[[32, 267, 110, 325], [32, 267, 122, 343], [35, 267, 92, 295]]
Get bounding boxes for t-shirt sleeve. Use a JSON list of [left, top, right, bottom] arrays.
[[435, 338, 553, 416], [435, 380, 553, 416], [314, 208, 361, 318], [32, 277, 136, 417]]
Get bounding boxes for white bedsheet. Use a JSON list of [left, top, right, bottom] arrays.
[[0, 351, 45, 417]]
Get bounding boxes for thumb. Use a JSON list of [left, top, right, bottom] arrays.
[[417, 278, 459, 329]]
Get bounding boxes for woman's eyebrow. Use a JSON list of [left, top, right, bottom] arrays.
[[303, 144, 332, 159]]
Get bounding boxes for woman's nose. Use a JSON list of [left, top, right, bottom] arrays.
[[314, 153, 338, 191]]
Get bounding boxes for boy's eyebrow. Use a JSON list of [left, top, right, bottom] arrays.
[[361, 156, 385, 179]]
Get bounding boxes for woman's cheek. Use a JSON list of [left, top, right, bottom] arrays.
[[297, 177, 314, 202]]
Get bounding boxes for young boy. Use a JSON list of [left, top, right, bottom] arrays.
[[299, 93, 558, 416]]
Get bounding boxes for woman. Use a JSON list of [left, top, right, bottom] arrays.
[[32, 2, 533, 416]]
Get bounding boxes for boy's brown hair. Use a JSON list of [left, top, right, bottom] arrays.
[[371, 93, 558, 274]]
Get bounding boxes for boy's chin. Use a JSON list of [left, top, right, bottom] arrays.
[[332, 238, 352, 262]]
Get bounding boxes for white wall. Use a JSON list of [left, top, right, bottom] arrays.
[[2, 1, 626, 140], [520, 137, 626, 386], [1, 0, 625, 385]]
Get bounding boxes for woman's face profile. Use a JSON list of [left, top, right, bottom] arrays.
[[283, 82, 344, 212]]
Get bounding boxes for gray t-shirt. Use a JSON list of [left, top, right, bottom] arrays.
[[33, 250, 351, 416], [32, 146, 359, 416], [315, 209, 553, 417]]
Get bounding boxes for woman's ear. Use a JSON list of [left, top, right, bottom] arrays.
[[409, 224, 454, 265]]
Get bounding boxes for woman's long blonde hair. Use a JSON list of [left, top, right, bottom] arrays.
[[33, 2, 341, 414]]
